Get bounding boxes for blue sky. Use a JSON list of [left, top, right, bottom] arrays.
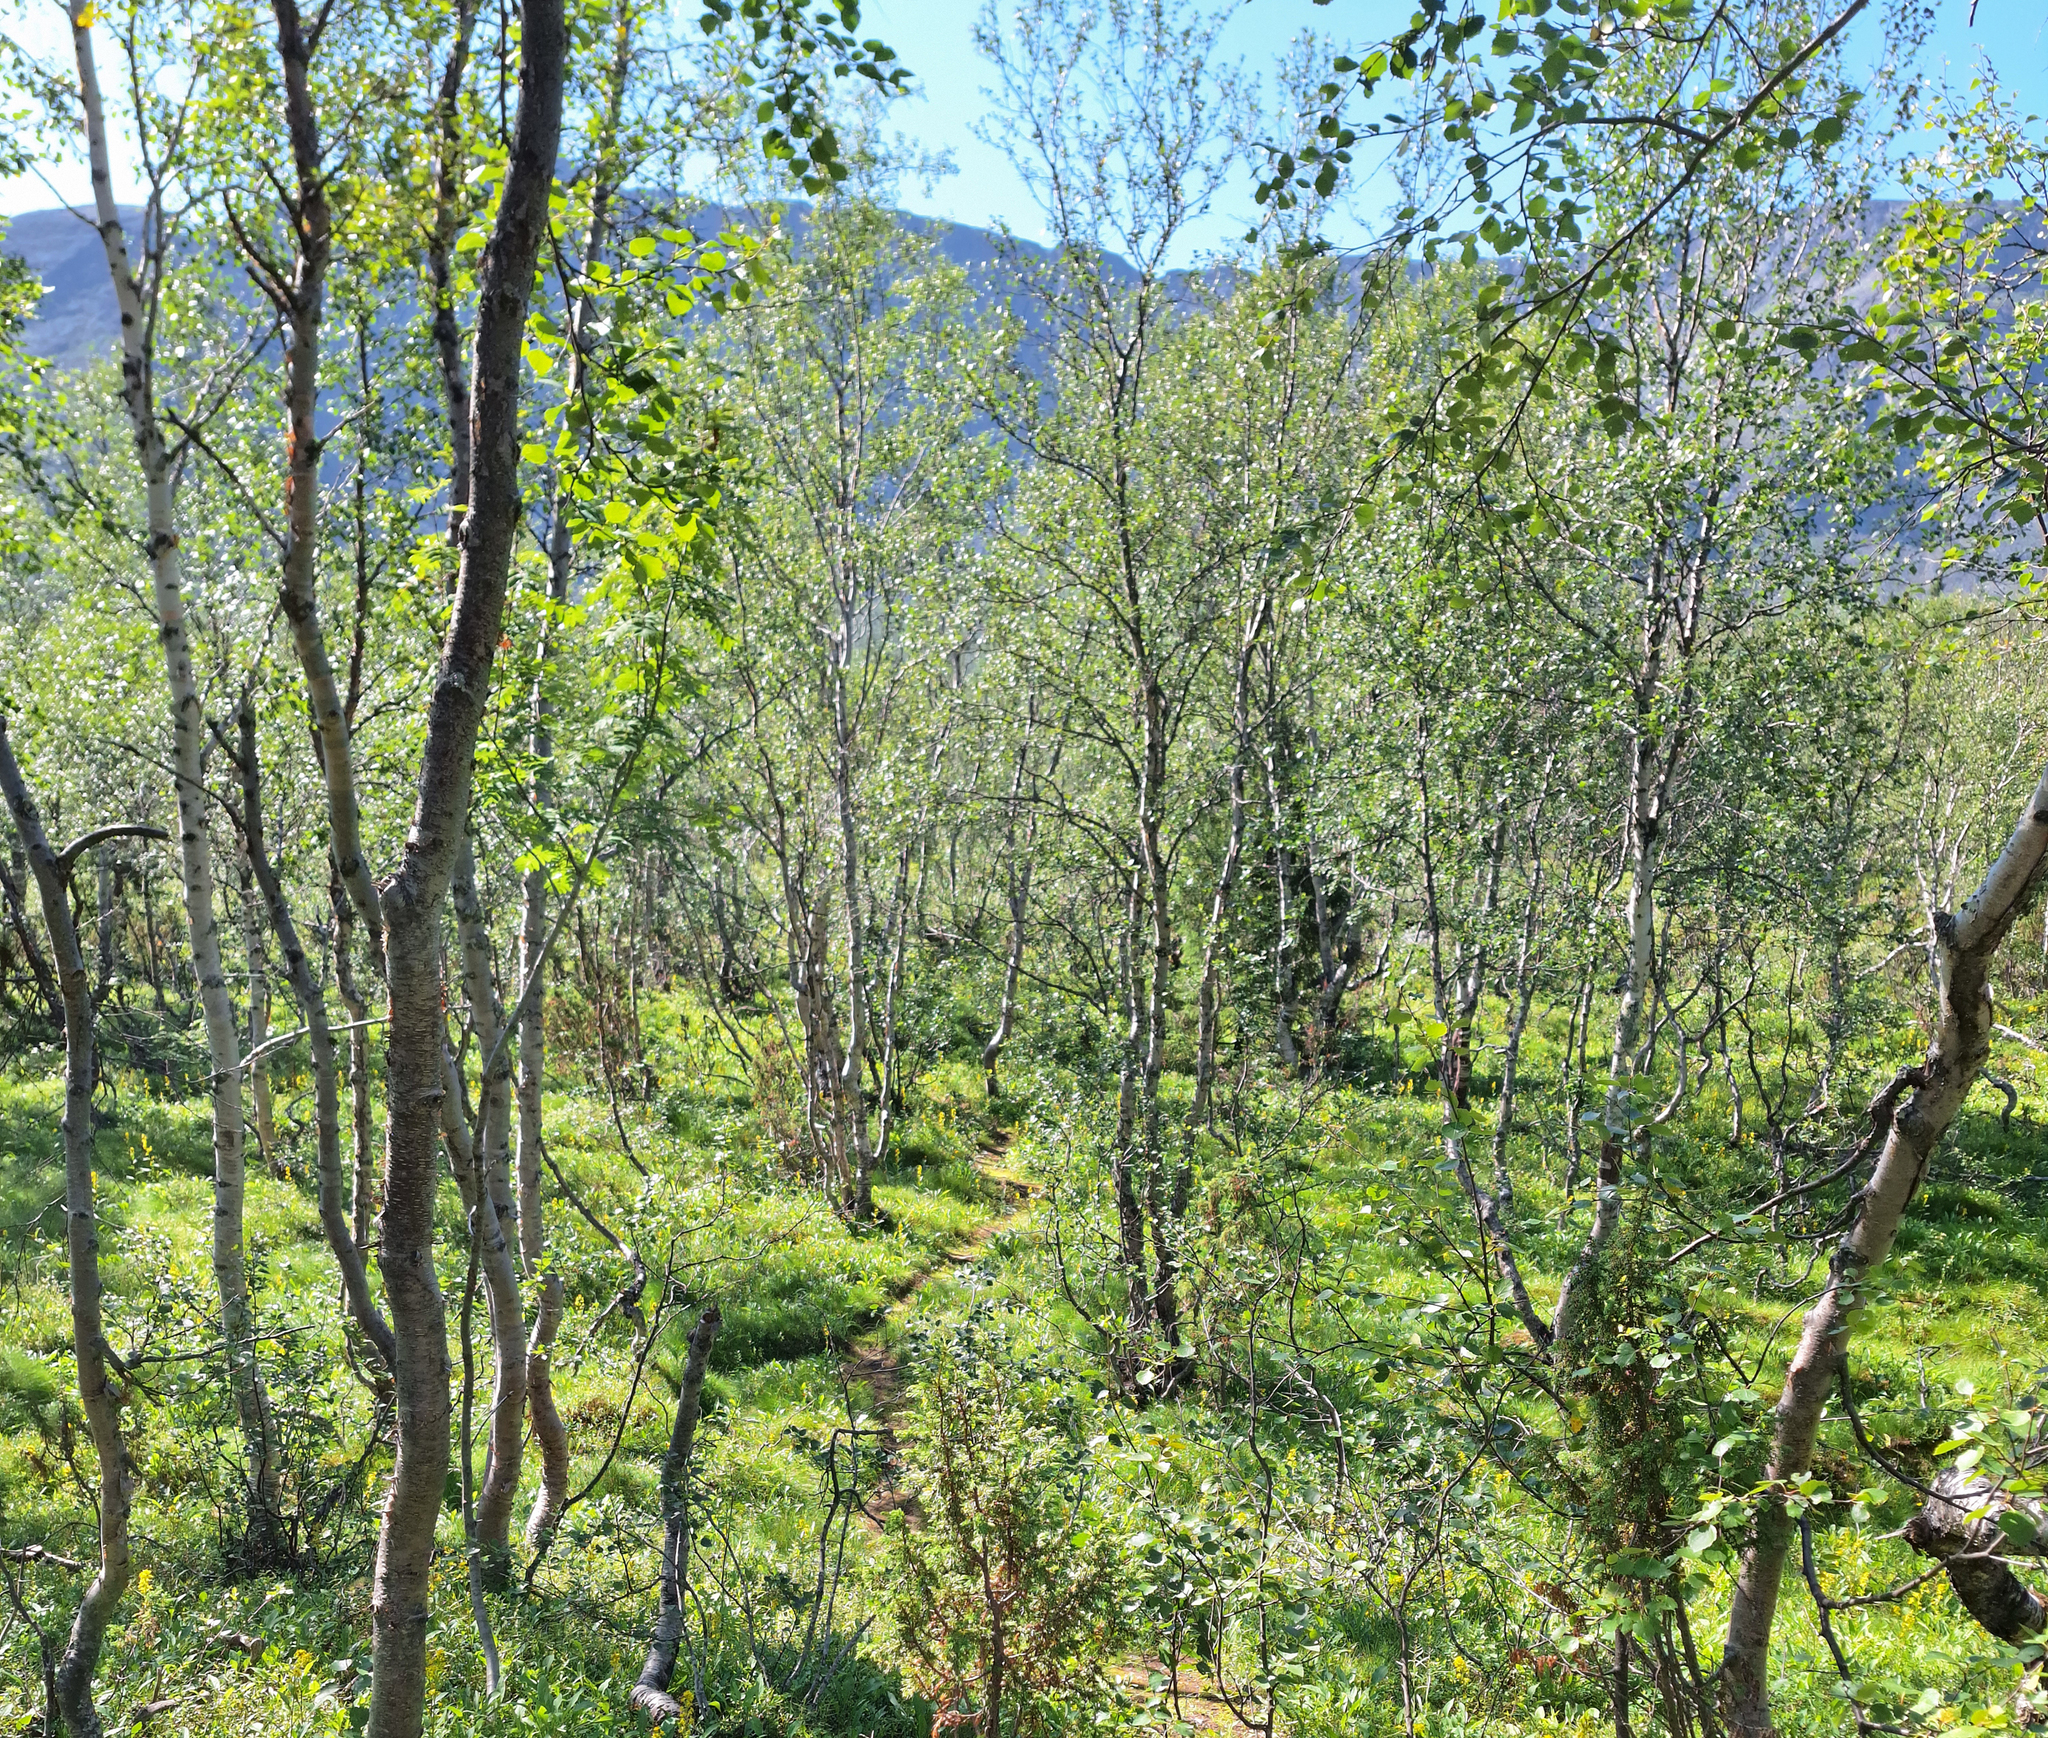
[[5, 0, 2046, 246], [861, 0, 2048, 255]]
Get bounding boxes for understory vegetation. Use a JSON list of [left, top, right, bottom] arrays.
[[3, 1, 2048, 1736]]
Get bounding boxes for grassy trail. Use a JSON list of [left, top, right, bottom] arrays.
[[843, 1133, 1037, 1530], [845, 1141, 1267, 1736]]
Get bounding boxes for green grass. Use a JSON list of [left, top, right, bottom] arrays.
[[4, 995, 2046, 1736]]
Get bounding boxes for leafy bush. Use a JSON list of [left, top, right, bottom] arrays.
[[886, 1307, 1122, 1737]]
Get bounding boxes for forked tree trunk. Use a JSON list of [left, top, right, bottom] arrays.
[[364, 0, 565, 1730], [0, 721, 137, 1738], [1720, 763, 2048, 1736], [68, 0, 277, 1526]]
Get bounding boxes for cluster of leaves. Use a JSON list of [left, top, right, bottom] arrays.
[[701, 0, 909, 194]]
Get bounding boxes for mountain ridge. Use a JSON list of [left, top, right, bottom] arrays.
[[0, 200, 1119, 370]]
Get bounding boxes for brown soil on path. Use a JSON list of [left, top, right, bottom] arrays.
[[841, 1133, 1036, 1531], [1113, 1660, 1277, 1736]]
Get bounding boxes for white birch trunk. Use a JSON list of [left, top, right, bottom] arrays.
[[67, 1, 276, 1522]]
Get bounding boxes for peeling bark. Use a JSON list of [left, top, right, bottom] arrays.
[[1904, 1467, 2047, 1643]]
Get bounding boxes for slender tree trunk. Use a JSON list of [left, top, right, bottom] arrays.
[[1311, 857, 1366, 1051], [1469, 772, 1554, 1348], [1480, 893, 1548, 1347], [1551, 716, 1677, 1356], [830, 615, 877, 1219], [94, 845, 115, 1001], [239, 847, 279, 1176], [1191, 598, 1266, 1130], [781, 858, 847, 1194], [1266, 733, 1301, 1071], [68, 1, 276, 1527], [1720, 765, 2048, 1735], [984, 850, 1032, 1100], [983, 718, 1040, 1100], [332, 875, 376, 1252], [1110, 870, 1150, 1337], [364, 0, 564, 1729], [515, 821, 570, 1551], [456, 1225, 501, 1696], [1429, 807, 1525, 1308], [870, 832, 923, 1174], [0, 829, 60, 1023], [265, 0, 385, 952], [426, 0, 479, 551], [520, 4, 631, 1549], [631, 1305, 722, 1723], [1562, 967, 1594, 1196], [516, 585, 566, 1543], [236, 706, 394, 1371], [452, 836, 528, 1584], [987, 1609, 1006, 1738], [0, 722, 135, 1738], [1135, 673, 1182, 1354]]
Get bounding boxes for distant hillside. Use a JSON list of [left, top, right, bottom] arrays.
[[0, 200, 1111, 370], [9, 197, 2003, 376], [4, 206, 128, 368]]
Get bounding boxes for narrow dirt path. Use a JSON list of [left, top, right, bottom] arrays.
[[836, 1141, 1271, 1734], [841, 1135, 1036, 1528], [1112, 1661, 1275, 1736]]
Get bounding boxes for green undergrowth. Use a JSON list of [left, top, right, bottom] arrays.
[[4, 993, 2046, 1735]]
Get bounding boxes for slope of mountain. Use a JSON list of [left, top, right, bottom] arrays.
[[4, 206, 127, 368], [0, 200, 1102, 370]]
